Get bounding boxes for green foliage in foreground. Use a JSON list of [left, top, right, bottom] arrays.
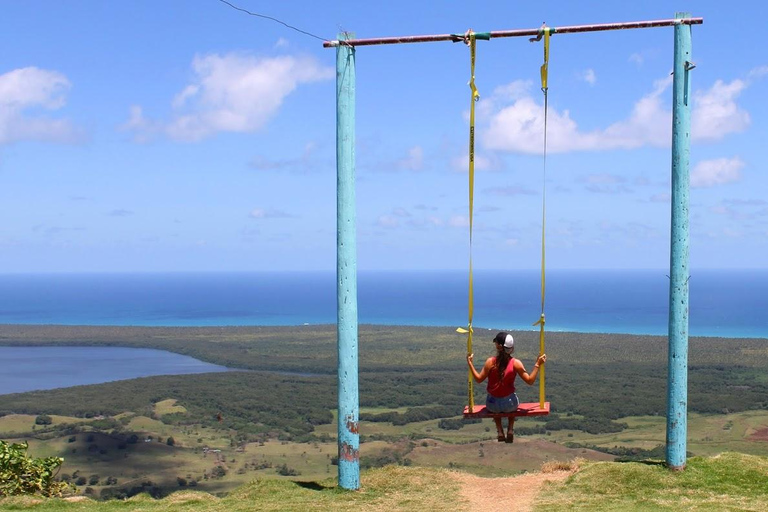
[[539, 452, 768, 511], [0, 441, 69, 498]]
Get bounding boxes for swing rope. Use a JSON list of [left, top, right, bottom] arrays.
[[457, 31, 480, 413], [532, 26, 551, 409]]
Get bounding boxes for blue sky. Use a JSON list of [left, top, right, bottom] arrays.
[[1, 1, 766, 272]]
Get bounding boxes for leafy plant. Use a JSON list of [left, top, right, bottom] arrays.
[[0, 440, 70, 497]]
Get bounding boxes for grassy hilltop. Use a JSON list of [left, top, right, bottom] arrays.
[[2, 453, 768, 511]]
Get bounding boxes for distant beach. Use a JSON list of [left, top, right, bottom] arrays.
[[0, 270, 764, 337]]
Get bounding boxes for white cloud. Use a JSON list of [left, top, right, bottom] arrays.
[[691, 79, 750, 141], [485, 185, 536, 196], [0, 67, 79, 144], [125, 53, 333, 142], [376, 215, 399, 228], [649, 193, 670, 203], [691, 157, 744, 188], [250, 141, 321, 172], [451, 152, 500, 172], [395, 146, 424, 171], [249, 208, 294, 219], [748, 65, 768, 79], [391, 207, 410, 218], [481, 74, 752, 154], [580, 69, 597, 85], [449, 215, 470, 228], [629, 53, 644, 66]]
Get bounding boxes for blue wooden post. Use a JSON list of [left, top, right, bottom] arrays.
[[666, 12, 693, 471], [336, 33, 360, 490]]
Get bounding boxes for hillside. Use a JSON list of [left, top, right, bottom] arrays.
[[1, 453, 766, 511]]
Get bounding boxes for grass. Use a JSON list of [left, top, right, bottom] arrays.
[[0, 466, 465, 511], [2, 454, 766, 511], [152, 400, 187, 417], [538, 452, 768, 511]]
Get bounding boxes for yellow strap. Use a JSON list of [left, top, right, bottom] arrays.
[[458, 32, 478, 413], [532, 26, 550, 410], [540, 28, 550, 91]]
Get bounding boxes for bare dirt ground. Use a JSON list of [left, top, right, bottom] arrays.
[[453, 466, 574, 512], [748, 427, 768, 442]]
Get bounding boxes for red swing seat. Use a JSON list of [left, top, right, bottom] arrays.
[[463, 401, 550, 418]]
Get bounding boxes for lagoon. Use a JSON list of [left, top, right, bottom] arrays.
[[0, 346, 231, 396]]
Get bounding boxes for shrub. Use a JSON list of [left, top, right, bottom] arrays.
[[34, 415, 53, 426], [0, 441, 70, 497]]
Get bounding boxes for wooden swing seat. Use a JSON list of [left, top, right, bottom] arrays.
[[463, 401, 550, 419]]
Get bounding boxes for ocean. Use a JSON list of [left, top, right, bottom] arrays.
[[0, 269, 764, 338]]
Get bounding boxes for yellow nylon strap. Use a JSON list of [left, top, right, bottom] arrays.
[[540, 28, 550, 91], [458, 32, 478, 413], [532, 26, 550, 410]]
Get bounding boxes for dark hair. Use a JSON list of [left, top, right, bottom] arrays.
[[493, 332, 512, 379]]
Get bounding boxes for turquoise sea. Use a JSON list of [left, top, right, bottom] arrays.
[[0, 269, 764, 338]]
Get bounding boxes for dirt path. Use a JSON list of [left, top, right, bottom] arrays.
[[453, 468, 572, 512]]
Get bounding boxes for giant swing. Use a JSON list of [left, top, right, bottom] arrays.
[[323, 13, 702, 489]]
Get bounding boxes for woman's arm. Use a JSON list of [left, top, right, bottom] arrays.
[[514, 354, 547, 385], [467, 354, 494, 383]]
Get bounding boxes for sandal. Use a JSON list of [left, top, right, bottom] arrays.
[[497, 434, 505, 442], [505, 433, 514, 443]]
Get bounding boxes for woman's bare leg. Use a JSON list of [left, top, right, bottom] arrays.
[[493, 417, 504, 438]]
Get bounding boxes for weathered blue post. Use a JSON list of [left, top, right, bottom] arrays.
[[666, 12, 693, 471], [336, 33, 360, 490]]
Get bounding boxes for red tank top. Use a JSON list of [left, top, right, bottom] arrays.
[[487, 357, 516, 397]]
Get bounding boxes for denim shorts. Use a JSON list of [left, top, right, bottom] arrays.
[[486, 392, 519, 413]]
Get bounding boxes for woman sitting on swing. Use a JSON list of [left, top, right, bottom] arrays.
[[467, 332, 546, 443]]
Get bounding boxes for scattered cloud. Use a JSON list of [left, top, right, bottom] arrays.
[[275, 38, 290, 49], [448, 215, 470, 228], [579, 69, 597, 85], [123, 53, 333, 142], [748, 65, 768, 79], [0, 67, 80, 145], [579, 173, 631, 194], [249, 208, 294, 219], [395, 146, 424, 172], [480, 73, 753, 154], [451, 152, 502, 172], [649, 193, 670, 203], [691, 80, 750, 141], [599, 221, 660, 241], [723, 198, 766, 206], [691, 157, 744, 188], [250, 141, 322, 172], [629, 53, 644, 66], [391, 207, 411, 218], [376, 215, 400, 228], [485, 185, 537, 196], [107, 209, 134, 217]]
